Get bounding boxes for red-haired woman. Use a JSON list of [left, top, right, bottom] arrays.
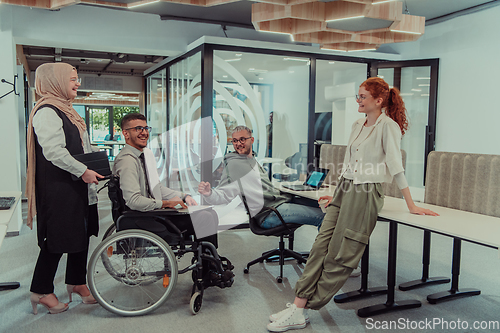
[[267, 77, 438, 332]]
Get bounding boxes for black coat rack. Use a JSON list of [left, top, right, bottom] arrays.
[[0, 75, 19, 99]]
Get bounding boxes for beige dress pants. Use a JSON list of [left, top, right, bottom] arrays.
[[294, 178, 385, 310]]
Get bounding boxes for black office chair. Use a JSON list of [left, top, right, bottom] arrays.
[[240, 191, 307, 283], [272, 152, 304, 182], [90, 175, 234, 316]]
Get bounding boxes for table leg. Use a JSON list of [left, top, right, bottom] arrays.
[[334, 244, 387, 303], [427, 238, 480, 304], [399, 230, 450, 291], [357, 220, 421, 317]]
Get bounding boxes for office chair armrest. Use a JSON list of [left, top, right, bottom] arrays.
[[265, 206, 292, 232]]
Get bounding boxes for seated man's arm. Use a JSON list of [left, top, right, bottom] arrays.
[[114, 155, 162, 211], [160, 186, 186, 201], [202, 180, 241, 205]]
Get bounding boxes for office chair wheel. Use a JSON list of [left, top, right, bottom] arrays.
[[243, 267, 249, 274], [190, 292, 203, 315], [276, 277, 283, 283], [102, 223, 116, 240], [88, 230, 178, 316]]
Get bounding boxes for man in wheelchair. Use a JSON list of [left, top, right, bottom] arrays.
[[97, 113, 234, 315]]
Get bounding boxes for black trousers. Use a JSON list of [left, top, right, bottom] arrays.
[[30, 242, 89, 294]]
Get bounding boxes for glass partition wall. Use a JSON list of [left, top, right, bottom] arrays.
[[145, 43, 438, 198]]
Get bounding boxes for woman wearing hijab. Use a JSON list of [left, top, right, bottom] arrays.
[[26, 63, 103, 314]]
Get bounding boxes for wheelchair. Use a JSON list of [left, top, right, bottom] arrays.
[[87, 175, 234, 316]]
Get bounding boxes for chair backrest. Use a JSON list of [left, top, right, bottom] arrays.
[[424, 151, 500, 218], [106, 174, 128, 222], [319, 144, 406, 198], [104, 134, 111, 141], [319, 144, 346, 186], [284, 152, 303, 174]]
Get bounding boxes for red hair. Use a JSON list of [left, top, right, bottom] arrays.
[[361, 77, 409, 135]]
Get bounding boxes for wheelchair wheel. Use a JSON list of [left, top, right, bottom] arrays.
[[190, 292, 203, 315], [88, 230, 178, 316], [102, 223, 116, 240]]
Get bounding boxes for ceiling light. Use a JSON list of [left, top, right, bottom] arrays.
[[223, 75, 228, 78], [259, 30, 293, 39], [416, 77, 430, 80], [326, 16, 364, 23], [128, 0, 160, 9], [390, 29, 422, 35], [400, 93, 414, 96], [418, 84, 430, 87], [259, 78, 264, 80], [421, 94, 430, 97], [235, 53, 242, 57], [320, 48, 347, 52], [348, 48, 377, 52], [328, 61, 335, 64], [377, 75, 385, 79], [225, 58, 241, 62], [373, 0, 395, 4], [283, 57, 309, 62], [411, 88, 422, 92]]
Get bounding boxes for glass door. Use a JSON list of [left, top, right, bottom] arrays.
[[371, 59, 438, 199]]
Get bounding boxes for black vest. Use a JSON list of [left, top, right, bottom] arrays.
[[34, 105, 91, 253]]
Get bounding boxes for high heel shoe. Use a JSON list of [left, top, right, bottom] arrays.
[[66, 284, 97, 304], [30, 293, 69, 315]]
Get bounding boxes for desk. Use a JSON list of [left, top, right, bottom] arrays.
[[0, 191, 22, 291], [279, 184, 500, 316], [357, 197, 500, 317]]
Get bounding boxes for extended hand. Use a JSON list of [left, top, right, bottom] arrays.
[[318, 195, 333, 207], [409, 205, 439, 216], [198, 181, 211, 196], [81, 169, 104, 185], [184, 195, 198, 206]]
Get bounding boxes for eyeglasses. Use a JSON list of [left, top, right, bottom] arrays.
[[231, 137, 252, 144], [125, 126, 152, 133], [70, 78, 82, 84], [355, 95, 367, 101]]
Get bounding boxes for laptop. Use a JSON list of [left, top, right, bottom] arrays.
[[71, 151, 112, 181], [282, 168, 329, 191]]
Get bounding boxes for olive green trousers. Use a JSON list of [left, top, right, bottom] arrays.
[[294, 178, 384, 310]]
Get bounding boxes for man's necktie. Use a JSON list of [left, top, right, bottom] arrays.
[[139, 153, 153, 198]]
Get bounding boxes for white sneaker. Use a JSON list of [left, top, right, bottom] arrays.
[[269, 303, 309, 323], [267, 304, 307, 332], [350, 267, 361, 277]]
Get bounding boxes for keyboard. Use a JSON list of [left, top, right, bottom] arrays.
[[0, 197, 16, 210]]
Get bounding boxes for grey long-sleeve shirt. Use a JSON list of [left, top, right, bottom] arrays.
[[112, 144, 185, 211]]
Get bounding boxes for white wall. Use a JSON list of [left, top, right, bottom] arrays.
[[0, 6, 23, 232], [271, 64, 310, 173], [390, 6, 500, 155]]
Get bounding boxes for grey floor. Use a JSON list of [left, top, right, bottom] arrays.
[[1, 189, 500, 333]]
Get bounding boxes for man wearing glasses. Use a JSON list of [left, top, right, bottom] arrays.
[[113, 113, 195, 211], [198, 125, 324, 229], [113, 113, 219, 247]]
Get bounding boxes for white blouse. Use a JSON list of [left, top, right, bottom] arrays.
[[341, 113, 409, 190], [33, 107, 98, 205]]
